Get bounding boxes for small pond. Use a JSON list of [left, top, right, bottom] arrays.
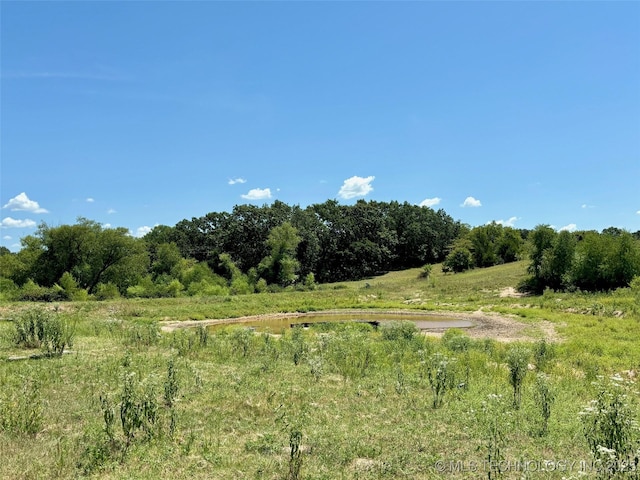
[[208, 313, 474, 334]]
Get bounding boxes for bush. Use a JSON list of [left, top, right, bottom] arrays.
[[443, 247, 474, 274], [95, 282, 121, 300], [0, 277, 18, 301], [442, 328, 471, 352], [418, 264, 432, 279], [302, 272, 316, 290], [380, 321, 418, 341], [18, 279, 68, 302], [11, 307, 75, 356]]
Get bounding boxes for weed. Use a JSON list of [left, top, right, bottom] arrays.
[[481, 394, 507, 480], [506, 345, 530, 409], [426, 352, 456, 408], [533, 373, 555, 436], [288, 429, 303, 480], [289, 326, 307, 366], [164, 357, 179, 408], [307, 354, 323, 382], [580, 375, 639, 477], [230, 327, 254, 357], [533, 338, 555, 371]]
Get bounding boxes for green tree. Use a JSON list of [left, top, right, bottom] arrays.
[[259, 222, 301, 287], [497, 227, 523, 263], [443, 244, 474, 273], [539, 230, 576, 290], [150, 243, 183, 279], [469, 223, 501, 267], [26, 218, 147, 295]]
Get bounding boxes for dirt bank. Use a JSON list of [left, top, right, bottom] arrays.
[[159, 309, 559, 343]]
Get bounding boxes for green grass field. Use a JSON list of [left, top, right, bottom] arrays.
[[1, 261, 639, 479]]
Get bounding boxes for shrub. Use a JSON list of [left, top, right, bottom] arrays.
[[11, 307, 75, 356], [302, 272, 316, 290], [18, 279, 68, 302], [0, 277, 18, 300], [95, 282, 121, 300], [443, 247, 474, 274], [442, 328, 471, 352], [418, 264, 432, 279], [380, 321, 419, 341]]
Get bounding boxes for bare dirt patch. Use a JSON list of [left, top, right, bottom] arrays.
[[159, 309, 559, 343], [499, 287, 527, 298]]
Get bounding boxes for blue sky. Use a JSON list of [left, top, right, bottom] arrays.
[[1, 1, 639, 251]]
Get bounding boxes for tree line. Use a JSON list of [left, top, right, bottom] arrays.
[[0, 200, 463, 300], [1, 199, 638, 301], [521, 226, 640, 293]]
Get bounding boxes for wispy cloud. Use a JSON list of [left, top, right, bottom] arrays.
[[493, 217, 519, 227], [228, 178, 247, 185], [461, 196, 482, 208], [637, 210, 640, 215], [86, 198, 95, 203], [107, 208, 117, 214], [419, 197, 441, 208], [2, 192, 48, 213], [241, 188, 272, 200], [0, 217, 37, 228], [3, 235, 12, 240], [338, 176, 375, 200], [559, 223, 577, 232]]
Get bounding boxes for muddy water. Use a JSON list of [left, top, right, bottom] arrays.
[[208, 313, 474, 334]]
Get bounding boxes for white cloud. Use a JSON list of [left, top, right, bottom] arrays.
[[419, 197, 441, 208], [338, 175, 375, 200], [241, 188, 272, 200], [494, 217, 519, 227], [461, 196, 482, 208], [559, 223, 577, 232], [2, 192, 48, 213], [134, 226, 153, 237], [0, 217, 37, 228], [637, 210, 640, 215], [3, 235, 11, 240], [228, 178, 247, 185], [86, 198, 95, 203], [107, 208, 116, 214], [102, 223, 112, 229]]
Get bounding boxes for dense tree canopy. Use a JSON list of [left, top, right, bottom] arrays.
[[521, 225, 640, 293], [3, 201, 637, 301]]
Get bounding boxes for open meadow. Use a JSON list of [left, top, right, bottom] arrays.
[[1, 261, 639, 479]]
